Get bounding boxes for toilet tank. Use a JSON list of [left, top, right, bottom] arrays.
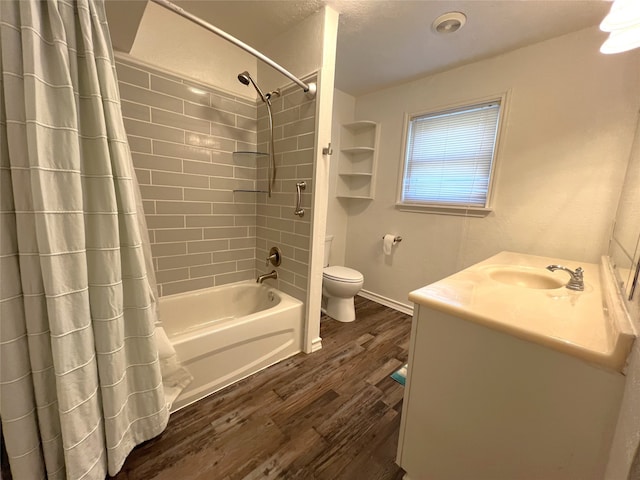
[[324, 235, 334, 267]]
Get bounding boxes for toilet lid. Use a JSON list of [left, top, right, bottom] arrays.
[[323, 266, 363, 283]]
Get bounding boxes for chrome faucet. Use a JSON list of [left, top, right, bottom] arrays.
[[546, 265, 584, 291], [256, 270, 278, 284], [265, 246, 282, 267]]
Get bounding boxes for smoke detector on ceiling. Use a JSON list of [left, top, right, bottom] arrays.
[[432, 12, 467, 34]]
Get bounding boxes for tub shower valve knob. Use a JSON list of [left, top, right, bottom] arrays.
[[266, 246, 282, 267]]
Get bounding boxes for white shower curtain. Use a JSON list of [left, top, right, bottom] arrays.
[[0, 1, 190, 478]]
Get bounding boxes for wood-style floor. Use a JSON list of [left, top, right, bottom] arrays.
[[113, 297, 411, 480]]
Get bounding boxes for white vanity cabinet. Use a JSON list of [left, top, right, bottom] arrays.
[[396, 251, 634, 480]]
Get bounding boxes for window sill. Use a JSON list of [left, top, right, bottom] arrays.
[[395, 203, 493, 217]]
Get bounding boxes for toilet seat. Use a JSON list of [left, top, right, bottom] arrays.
[[323, 266, 364, 283]]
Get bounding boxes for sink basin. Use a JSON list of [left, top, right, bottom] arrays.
[[483, 266, 565, 289]]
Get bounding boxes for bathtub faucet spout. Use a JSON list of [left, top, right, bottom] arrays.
[[257, 270, 278, 284]]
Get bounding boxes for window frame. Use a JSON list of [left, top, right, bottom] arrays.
[[395, 92, 508, 217]]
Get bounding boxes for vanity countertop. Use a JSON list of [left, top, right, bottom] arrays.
[[408, 251, 635, 371]]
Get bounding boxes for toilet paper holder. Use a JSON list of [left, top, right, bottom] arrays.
[[382, 235, 402, 243]]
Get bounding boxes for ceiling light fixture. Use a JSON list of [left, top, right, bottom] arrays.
[[432, 12, 467, 35], [600, 0, 640, 54]]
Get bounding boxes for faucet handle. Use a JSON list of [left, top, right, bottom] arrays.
[[266, 246, 282, 267]]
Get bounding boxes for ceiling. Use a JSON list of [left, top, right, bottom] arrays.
[[107, 0, 612, 96]]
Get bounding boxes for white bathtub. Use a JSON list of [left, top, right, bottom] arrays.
[[160, 281, 304, 411]]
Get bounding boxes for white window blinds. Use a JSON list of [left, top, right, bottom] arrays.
[[401, 101, 501, 207]]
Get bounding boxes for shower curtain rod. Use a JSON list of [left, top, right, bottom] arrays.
[[149, 0, 317, 97]]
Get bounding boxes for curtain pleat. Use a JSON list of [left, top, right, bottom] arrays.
[[0, 1, 189, 478]]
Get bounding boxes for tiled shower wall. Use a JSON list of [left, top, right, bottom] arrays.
[[255, 78, 317, 302], [115, 57, 260, 296], [116, 57, 317, 301]]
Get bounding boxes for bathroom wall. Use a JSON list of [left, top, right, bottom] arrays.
[[104, 1, 146, 53], [257, 8, 327, 94], [127, 2, 257, 98], [341, 26, 640, 309], [115, 55, 260, 296], [254, 79, 317, 302], [252, 6, 339, 352], [326, 88, 356, 267]]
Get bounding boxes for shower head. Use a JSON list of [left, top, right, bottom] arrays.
[[237, 71, 251, 86], [237, 71, 269, 105]]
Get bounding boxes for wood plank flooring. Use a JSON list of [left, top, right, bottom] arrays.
[[114, 297, 411, 480], [2, 297, 412, 480]]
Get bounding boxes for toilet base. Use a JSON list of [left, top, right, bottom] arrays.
[[325, 295, 356, 323]]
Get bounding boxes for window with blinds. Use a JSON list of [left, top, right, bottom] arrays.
[[399, 99, 502, 211]]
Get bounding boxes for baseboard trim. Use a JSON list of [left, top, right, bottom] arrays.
[[358, 289, 414, 316], [310, 336, 323, 353]]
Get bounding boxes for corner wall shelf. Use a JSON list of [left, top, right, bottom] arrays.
[[336, 195, 374, 200], [336, 121, 380, 199], [341, 146, 375, 154], [232, 151, 269, 167], [233, 151, 268, 157], [338, 172, 373, 177]]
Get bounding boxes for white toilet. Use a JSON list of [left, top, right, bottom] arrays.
[[322, 236, 364, 322]]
